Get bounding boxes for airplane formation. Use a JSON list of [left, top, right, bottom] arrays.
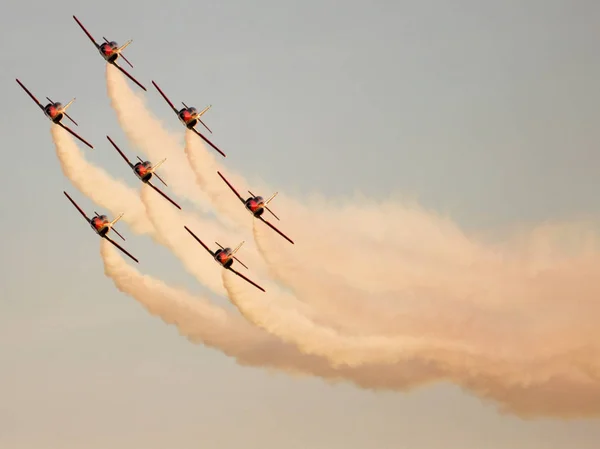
[[16, 15, 296, 293]]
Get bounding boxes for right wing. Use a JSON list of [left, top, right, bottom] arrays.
[[104, 235, 139, 263], [148, 182, 182, 210], [184, 226, 215, 257], [191, 128, 227, 158], [217, 171, 245, 203], [151, 81, 179, 114], [15, 79, 43, 110], [259, 217, 295, 245], [63, 191, 90, 222], [228, 267, 266, 292], [58, 123, 94, 149], [112, 62, 147, 91], [106, 135, 133, 167], [72, 15, 100, 48]]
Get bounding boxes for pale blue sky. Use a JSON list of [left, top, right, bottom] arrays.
[[1, 0, 600, 447]]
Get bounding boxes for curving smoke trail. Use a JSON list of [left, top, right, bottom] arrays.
[[105, 65, 219, 216], [221, 267, 600, 418], [101, 238, 600, 418], [99, 237, 440, 389], [51, 124, 158, 239], [138, 183, 276, 297]]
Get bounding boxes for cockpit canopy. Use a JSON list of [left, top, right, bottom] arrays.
[[53, 102, 62, 108], [136, 160, 152, 168], [97, 214, 108, 221], [187, 107, 197, 115], [254, 196, 264, 204], [109, 41, 118, 48]]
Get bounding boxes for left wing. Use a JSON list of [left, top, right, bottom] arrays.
[[147, 182, 182, 210], [184, 226, 215, 257], [112, 62, 147, 91], [72, 15, 100, 48], [106, 135, 133, 168], [217, 171, 245, 203], [15, 79, 43, 110], [58, 123, 94, 149], [191, 128, 226, 158], [63, 191, 90, 222], [259, 217, 295, 245], [228, 267, 266, 292], [103, 235, 139, 263], [152, 81, 179, 115]]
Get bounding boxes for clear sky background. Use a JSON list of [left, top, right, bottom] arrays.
[[1, 0, 600, 448]]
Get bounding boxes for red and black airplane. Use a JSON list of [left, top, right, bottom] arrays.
[[72, 15, 147, 92], [151, 81, 226, 158], [217, 171, 294, 245], [16, 79, 94, 149], [106, 136, 181, 210], [63, 190, 139, 263], [184, 225, 265, 292]]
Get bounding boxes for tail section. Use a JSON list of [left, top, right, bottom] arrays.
[[197, 105, 212, 117], [110, 213, 124, 226], [232, 241, 245, 255], [62, 98, 76, 112], [265, 192, 278, 204], [151, 158, 166, 172], [117, 39, 133, 53]]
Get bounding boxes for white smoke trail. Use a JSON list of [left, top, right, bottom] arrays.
[[105, 65, 218, 216], [51, 124, 158, 239], [101, 239, 600, 418], [138, 184, 276, 297], [99, 238, 440, 387]]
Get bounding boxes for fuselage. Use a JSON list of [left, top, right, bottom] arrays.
[[90, 215, 110, 236], [177, 107, 198, 128], [99, 41, 119, 63], [244, 196, 265, 217], [214, 248, 233, 268], [133, 161, 153, 183], [44, 103, 64, 123]]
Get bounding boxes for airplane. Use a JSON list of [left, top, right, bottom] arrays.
[[72, 15, 147, 92], [63, 190, 139, 263], [184, 225, 266, 292], [217, 171, 294, 245], [15, 79, 94, 149], [106, 135, 182, 210], [151, 80, 226, 158]]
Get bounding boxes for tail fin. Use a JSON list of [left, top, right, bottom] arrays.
[[232, 241, 245, 255], [62, 98, 76, 111], [151, 158, 166, 172], [197, 105, 212, 117], [110, 213, 124, 226], [265, 192, 278, 204], [118, 39, 132, 53]]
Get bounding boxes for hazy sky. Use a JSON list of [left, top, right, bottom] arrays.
[[1, 0, 600, 447]]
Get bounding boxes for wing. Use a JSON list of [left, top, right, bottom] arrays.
[[58, 123, 94, 149], [103, 235, 139, 263], [151, 81, 179, 114], [72, 16, 100, 48], [110, 226, 126, 241], [112, 62, 147, 91], [106, 135, 133, 167], [63, 191, 90, 222], [147, 182, 182, 210], [191, 128, 227, 158], [228, 267, 266, 292], [259, 217, 295, 245], [184, 225, 215, 257], [15, 79, 43, 110], [217, 171, 245, 203]]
